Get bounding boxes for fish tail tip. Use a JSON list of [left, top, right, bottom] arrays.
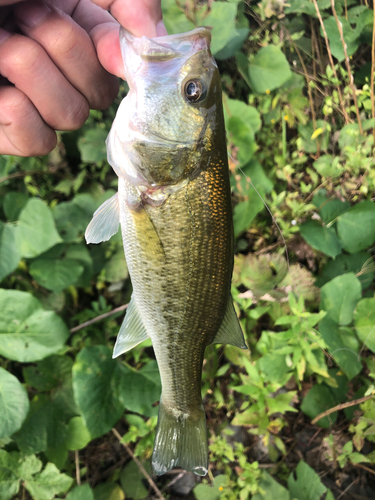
[[152, 401, 208, 476]]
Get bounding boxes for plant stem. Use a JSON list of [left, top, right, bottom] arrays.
[[311, 395, 374, 424], [75, 450, 81, 486], [69, 303, 128, 334], [330, 0, 363, 134], [112, 428, 165, 500], [312, 0, 350, 124]]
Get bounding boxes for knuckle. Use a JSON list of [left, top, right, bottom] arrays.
[[5, 37, 42, 75], [61, 98, 89, 131]]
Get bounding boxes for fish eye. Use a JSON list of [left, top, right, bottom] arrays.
[[184, 79, 206, 103]]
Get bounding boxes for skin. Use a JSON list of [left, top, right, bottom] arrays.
[[113, 29, 233, 474], [0, 0, 167, 156]]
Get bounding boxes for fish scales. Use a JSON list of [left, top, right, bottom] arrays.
[[85, 26, 246, 476]]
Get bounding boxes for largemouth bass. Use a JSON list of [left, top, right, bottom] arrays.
[[85, 26, 246, 476]]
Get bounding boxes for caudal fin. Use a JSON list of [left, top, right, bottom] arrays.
[[152, 400, 208, 476]]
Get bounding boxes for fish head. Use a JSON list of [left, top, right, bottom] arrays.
[[107, 27, 223, 188]]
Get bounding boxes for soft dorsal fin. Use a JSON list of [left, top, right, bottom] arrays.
[[112, 297, 149, 358], [85, 193, 120, 244], [211, 298, 247, 349]]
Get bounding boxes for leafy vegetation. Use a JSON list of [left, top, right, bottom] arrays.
[[1, 0, 375, 498]]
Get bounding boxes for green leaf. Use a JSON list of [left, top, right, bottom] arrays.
[[104, 249, 128, 282], [93, 482, 125, 500], [302, 385, 338, 429], [120, 460, 151, 500], [30, 258, 84, 293], [0, 450, 22, 500], [78, 128, 108, 163], [319, 318, 362, 380], [337, 201, 375, 253], [65, 417, 91, 451], [300, 220, 342, 258], [354, 298, 375, 354], [65, 244, 94, 287], [0, 289, 69, 362], [194, 474, 227, 500], [23, 354, 73, 392], [118, 360, 161, 417], [0, 368, 29, 438], [15, 199, 62, 258], [288, 461, 331, 500], [0, 223, 21, 281], [297, 120, 329, 153], [253, 471, 290, 500], [312, 155, 343, 179], [162, 0, 195, 35], [312, 196, 350, 226], [320, 273, 362, 325], [323, 16, 360, 62], [53, 193, 98, 244], [24, 462, 73, 500], [233, 189, 264, 237], [72, 346, 125, 438], [316, 251, 373, 290], [66, 484, 94, 500], [3, 191, 29, 221], [248, 45, 292, 93]]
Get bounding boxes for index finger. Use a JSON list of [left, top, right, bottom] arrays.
[[90, 0, 166, 38]]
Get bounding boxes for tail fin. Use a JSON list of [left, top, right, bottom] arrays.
[[152, 400, 208, 476]]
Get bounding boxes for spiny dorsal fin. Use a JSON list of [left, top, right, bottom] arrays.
[[85, 193, 120, 244], [211, 297, 247, 349], [112, 297, 149, 358]]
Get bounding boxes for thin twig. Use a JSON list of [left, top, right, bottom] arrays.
[[161, 471, 186, 492], [312, 0, 350, 124], [330, 0, 363, 134], [112, 428, 165, 500], [75, 450, 81, 486], [70, 304, 128, 334], [337, 478, 359, 500], [311, 395, 374, 424], [353, 462, 375, 477]]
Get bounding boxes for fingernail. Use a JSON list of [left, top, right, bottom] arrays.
[[0, 28, 11, 45], [16, 2, 51, 28], [156, 20, 168, 37]]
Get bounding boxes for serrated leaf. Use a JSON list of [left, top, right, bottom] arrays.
[[337, 201, 375, 253], [72, 346, 125, 438], [0, 368, 29, 439], [15, 199, 62, 258], [248, 45, 292, 93], [24, 462, 73, 500], [320, 273, 362, 325], [0, 289, 69, 362]]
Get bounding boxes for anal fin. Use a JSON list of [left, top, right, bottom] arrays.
[[211, 297, 247, 349], [85, 193, 120, 244], [112, 296, 149, 358]]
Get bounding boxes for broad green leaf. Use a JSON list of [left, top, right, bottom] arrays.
[[297, 120, 329, 153], [3, 191, 29, 221], [337, 201, 375, 253], [253, 471, 290, 500], [194, 474, 227, 500], [162, 0, 194, 34], [104, 249, 128, 282], [78, 128, 108, 163], [312, 155, 343, 178], [0, 450, 22, 500], [300, 220, 341, 258], [66, 484, 94, 500], [120, 460, 152, 500], [288, 461, 331, 500], [0, 223, 21, 281], [319, 318, 362, 380], [301, 385, 338, 428], [118, 360, 161, 417], [237, 160, 274, 194], [248, 45, 292, 93], [285, 0, 330, 16], [15, 199, 62, 258], [0, 368, 29, 439], [53, 197, 93, 243], [23, 355, 73, 392], [323, 16, 360, 62], [312, 195, 350, 226], [65, 244, 93, 287], [320, 273, 362, 325], [257, 353, 290, 383], [65, 417, 91, 451], [354, 298, 375, 354], [233, 190, 264, 237], [24, 462, 73, 500], [0, 289, 69, 362], [72, 346, 125, 438], [316, 251, 374, 290], [93, 482, 125, 500], [30, 258, 84, 292]]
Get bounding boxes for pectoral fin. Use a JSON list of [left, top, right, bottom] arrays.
[[211, 298, 247, 349], [112, 296, 149, 358], [85, 193, 120, 244]]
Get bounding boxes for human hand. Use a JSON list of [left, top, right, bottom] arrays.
[[0, 0, 166, 157]]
